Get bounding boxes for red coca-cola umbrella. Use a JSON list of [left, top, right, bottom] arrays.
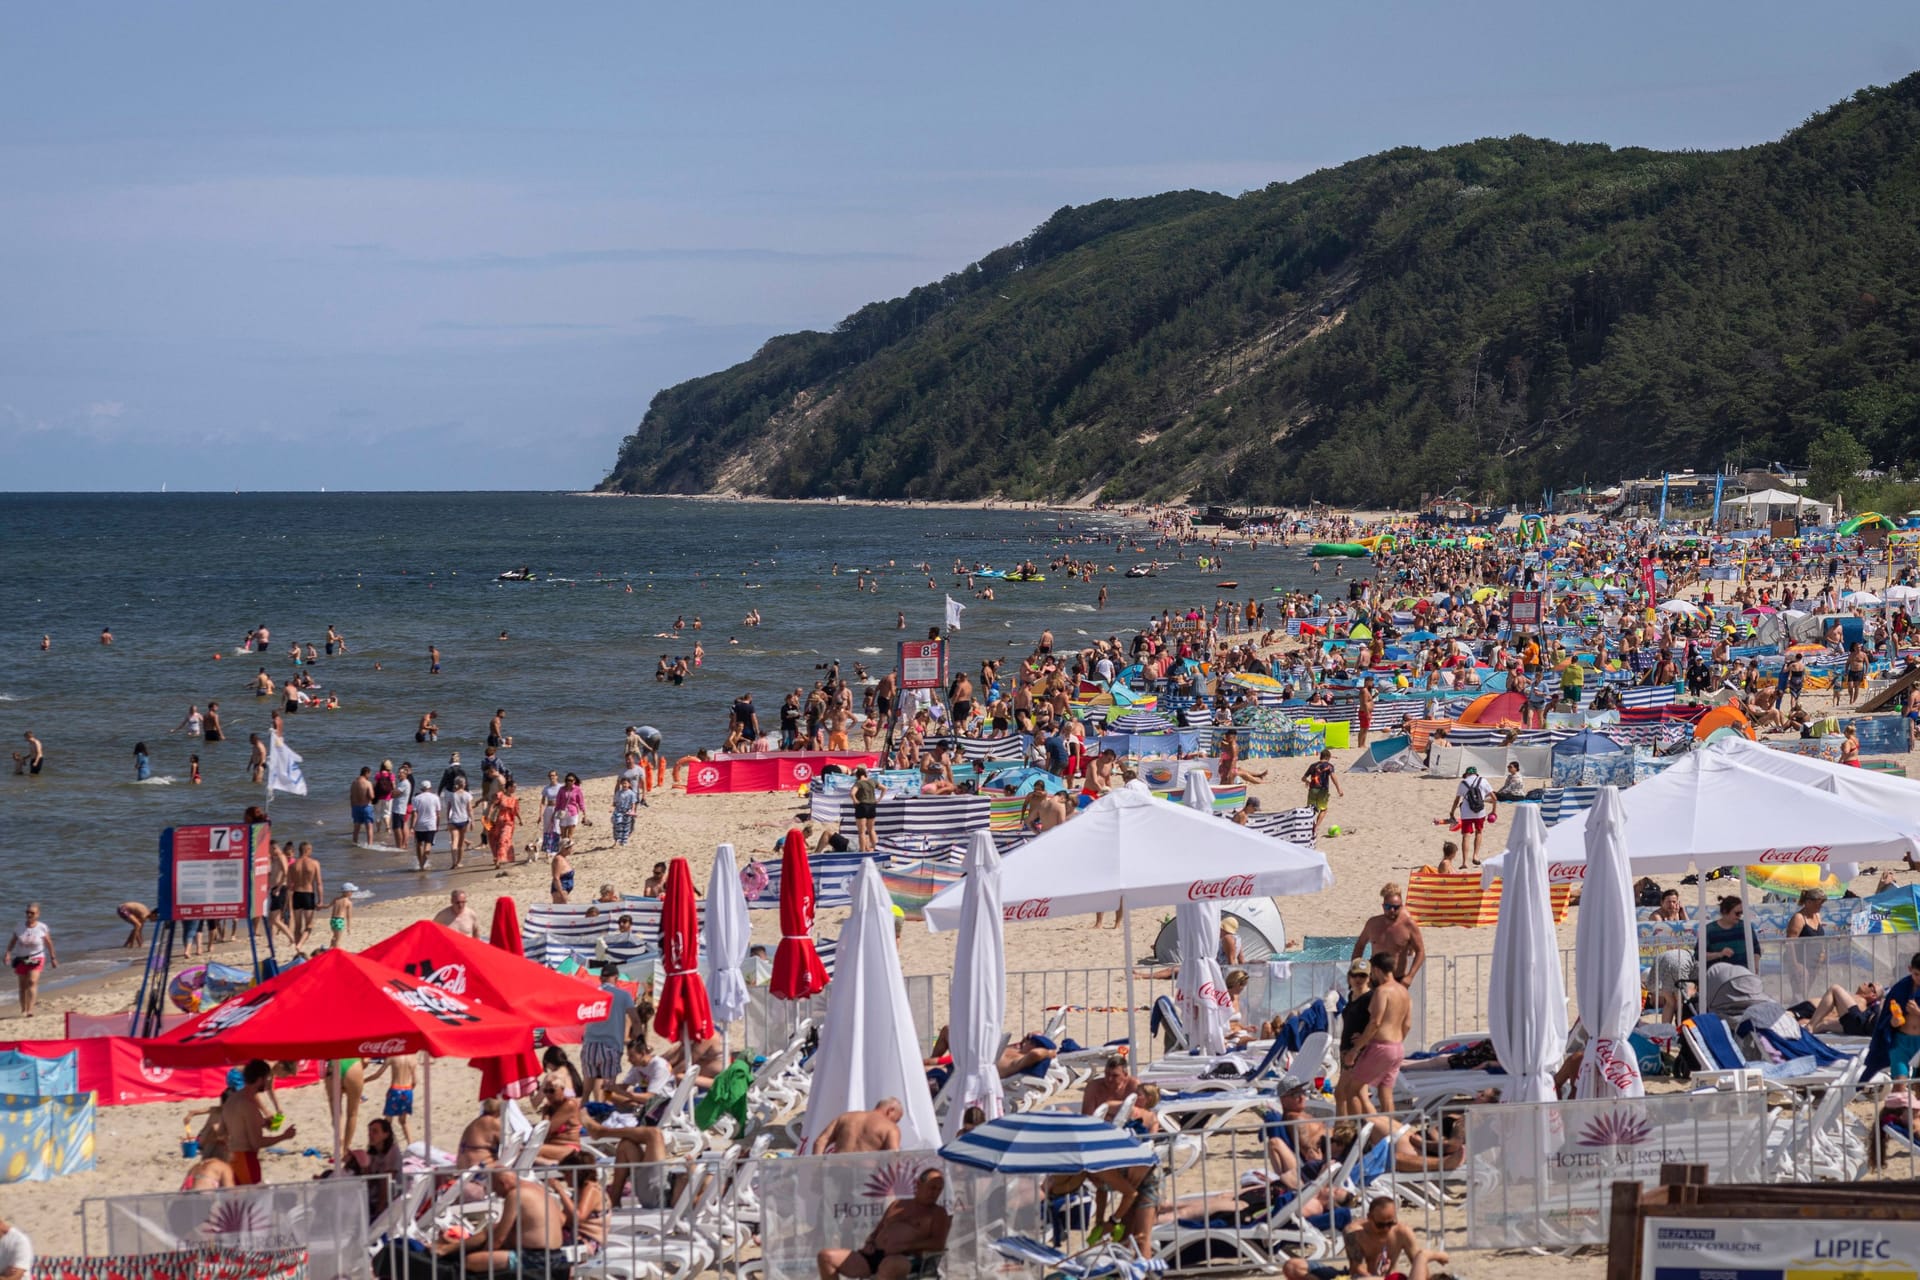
[[654, 858, 714, 1044], [362, 921, 609, 1024], [771, 828, 829, 1000], [142, 948, 538, 1066]]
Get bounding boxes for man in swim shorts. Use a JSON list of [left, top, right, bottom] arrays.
[[1341, 952, 1411, 1116]]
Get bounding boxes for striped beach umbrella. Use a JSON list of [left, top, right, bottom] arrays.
[[940, 1111, 1157, 1175]]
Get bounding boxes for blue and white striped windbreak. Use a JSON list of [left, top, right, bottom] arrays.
[[940, 1111, 1157, 1174], [1108, 711, 1173, 735]]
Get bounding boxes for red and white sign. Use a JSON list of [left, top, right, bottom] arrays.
[[683, 752, 879, 794], [165, 823, 270, 921], [1004, 898, 1052, 922], [898, 639, 947, 691], [1509, 591, 1543, 626]]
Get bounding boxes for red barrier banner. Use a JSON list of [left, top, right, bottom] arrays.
[[685, 752, 879, 794], [0, 1037, 320, 1106]]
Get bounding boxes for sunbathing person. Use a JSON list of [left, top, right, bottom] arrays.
[[1080, 1055, 1140, 1116], [998, 1033, 1058, 1079], [1801, 981, 1883, 1036], [817, 1168, 951, 1280]]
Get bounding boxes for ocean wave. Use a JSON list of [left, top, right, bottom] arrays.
[[855, 646, 882, 655], [1058, 603, 1096, 613], [0, 694, 18, 702], [132, 776, 177, 786]]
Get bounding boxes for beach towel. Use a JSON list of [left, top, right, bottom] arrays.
[[1406, 867, 1573, 928]]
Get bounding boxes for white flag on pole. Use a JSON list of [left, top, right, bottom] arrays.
[[268, 733, 308, 796], [944, 594, 966, 632]]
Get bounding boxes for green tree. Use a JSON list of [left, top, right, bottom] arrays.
[[1807, 426, 1870, 507]]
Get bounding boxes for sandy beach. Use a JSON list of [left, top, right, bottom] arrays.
[[3, 744, 1677, 1275]]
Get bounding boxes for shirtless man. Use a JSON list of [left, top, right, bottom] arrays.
[[817, 1169, 951, 1280], [349, 767, 377, 845], [433, 889, 480, 938], [1342, 1196, 1449, 1280], [437, 1166, 568, 1277], [1351, 883, 1427, 982], [1027, 789, 1070, 832], [286, 843, 323, 947], [1342, 953, 1411, 1116], [810, 1098, 904, 1154], [253, 667, 275, 697], [221, 1059, 299, 1185], [1080, 1056, 1140, 1117], [12, 731, 43, 776], [267, 841, 292, 939]]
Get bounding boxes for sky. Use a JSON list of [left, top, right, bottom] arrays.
[[2, 4, 1914, 492]]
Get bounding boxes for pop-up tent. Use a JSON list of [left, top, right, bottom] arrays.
[[1147, 897, 1289, 964], [1459, 692, 1528, 725], [1350, 734, 1422, 773]]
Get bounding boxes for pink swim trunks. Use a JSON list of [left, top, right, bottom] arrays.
[[1348, 1041, 1405, 1089]]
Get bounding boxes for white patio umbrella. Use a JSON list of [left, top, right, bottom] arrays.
[[1479, 747, 1920, 885], [1885, 584, 1920, 604], [1175, 774, 1233, 1055], [1487, 805, 1568, 1105], [705, 842, 752, 1056], [942, 830, 1006, 1142], [1572, 788, 1644, 1099], [803, 860, 940, 1150], [925, 780, 1332, 1052]]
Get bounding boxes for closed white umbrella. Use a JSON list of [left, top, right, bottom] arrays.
[[1488, 805, 1569, 1103], [1574, 787, 1644, 1099], [942, 831, 1006, 1141], [803, 861, 940, 1150], [705, 843, 752, 1053], [924, 780, 1331, 1052], [1176, 775, 1232, 1055]]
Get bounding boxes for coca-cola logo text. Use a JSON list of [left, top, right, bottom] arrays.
[[182, 991, 273, 1043], [384, 978, 481, 1028], [1196, 980, 1234, 1008], [359, 1038, 410, 1056], [1547, 863, 1589, 882], [1004, 898, 1052, 921], [1754, 846, 1830, 863], [576, 1000, 610, 1022], [1187, 875, 1255, 900]]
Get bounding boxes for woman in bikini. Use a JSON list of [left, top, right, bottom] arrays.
[[535, 1078, 584, 1164], [555, 1153, 608, 1255]]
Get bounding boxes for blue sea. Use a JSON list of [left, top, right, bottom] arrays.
[[0, 492, 1317, 960]]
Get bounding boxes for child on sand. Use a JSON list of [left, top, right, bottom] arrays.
[[326, 885, 355, 949], [369, 1054, 417, 1147]]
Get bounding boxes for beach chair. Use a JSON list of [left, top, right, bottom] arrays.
[[1681, 1014, 1839, 1089], [1150, 1120, 1374, 1268], [1761, 1054, 1868, 1183], [996, 1237, 1166, 1280]]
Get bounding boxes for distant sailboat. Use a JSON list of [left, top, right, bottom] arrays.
[[161, 482, 167, 493]]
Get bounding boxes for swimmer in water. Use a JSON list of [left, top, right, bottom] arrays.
[[40, 636, 49, 650], [190, 754, 202, 784], [100, 627, 113, 645]]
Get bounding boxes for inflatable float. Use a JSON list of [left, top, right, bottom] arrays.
[[1309, 543, 1371, 558]]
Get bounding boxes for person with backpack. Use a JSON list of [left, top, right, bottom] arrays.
[[1447, 766, 1498, 865]]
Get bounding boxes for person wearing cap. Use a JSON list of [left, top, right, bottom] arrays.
[[1447, 765, 1497, 865]]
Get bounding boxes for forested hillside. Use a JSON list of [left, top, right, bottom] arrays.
[[601, 74, 1920, 506]]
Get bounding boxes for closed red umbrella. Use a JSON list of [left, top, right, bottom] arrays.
[[771, 828, 829, 1000], [654, 858, 714, 1043], [480, 896, 539, 1098], [490, 896, 524, 958]]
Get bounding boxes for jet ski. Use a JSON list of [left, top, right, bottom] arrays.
[[497, 567, 537, 582], [1125, 564, 1155, 578]]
